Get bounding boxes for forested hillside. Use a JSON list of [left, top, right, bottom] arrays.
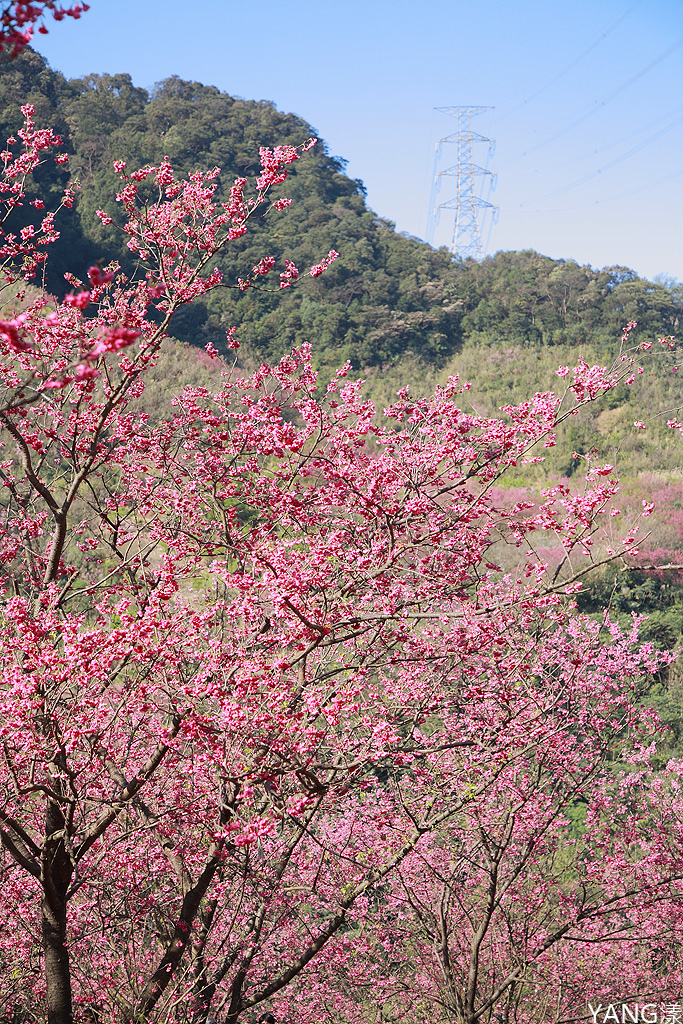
[[1, 48, 681, 374]]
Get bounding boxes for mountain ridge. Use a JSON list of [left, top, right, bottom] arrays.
[[1, 47, 680, 376]]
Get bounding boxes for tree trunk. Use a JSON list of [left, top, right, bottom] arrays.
[[42, 800, 74, 1024], [43, 897, 72, 1024]]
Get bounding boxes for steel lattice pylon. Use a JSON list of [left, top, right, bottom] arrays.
[[427, 106, 497, 259]]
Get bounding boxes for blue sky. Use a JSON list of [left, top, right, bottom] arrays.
[[34, 0, 683, 282]]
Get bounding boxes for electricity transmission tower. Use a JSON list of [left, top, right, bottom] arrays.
[[427, 106, 497, 259]]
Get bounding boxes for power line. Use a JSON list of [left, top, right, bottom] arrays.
[[568, 106, 683, 167], [545, 166, 683, 212], [498, 0, 644, 123], [514, 35, 683, 162], [525, 108, 683, 205]]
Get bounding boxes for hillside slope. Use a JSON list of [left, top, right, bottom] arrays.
[[1, 49, 680, 375]]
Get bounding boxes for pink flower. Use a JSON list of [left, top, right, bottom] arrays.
[[74, 363, 100, 381], [86, 326, 141, 360], [252, 256, 276, 276], [280, 260, 299, 289], [155, 159, 174, 187], [87, 265, 115, 288], [64, 290, 91, 309], [256, 145, 300, 190], [0, 318, 31, 353], [131, 167, 153, 182], [309, 250, 339, 278]]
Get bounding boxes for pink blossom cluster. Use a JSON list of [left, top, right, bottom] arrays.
[[310, 249, 339, 278], [280, 259, 299, 288], [0, 106, 66, 276], [0, 315, 30, 353], [569, 358, 621, 402], [252, 255, 276, 276], [257, 144, 300, 190], [0, 1, 89, 54]]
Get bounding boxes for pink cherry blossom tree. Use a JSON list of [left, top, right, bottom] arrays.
[[0, 108, 680, 1024], [300, 716, 683, 1024]]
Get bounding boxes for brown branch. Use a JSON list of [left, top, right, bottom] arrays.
[[74, 715, 182, 862]]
